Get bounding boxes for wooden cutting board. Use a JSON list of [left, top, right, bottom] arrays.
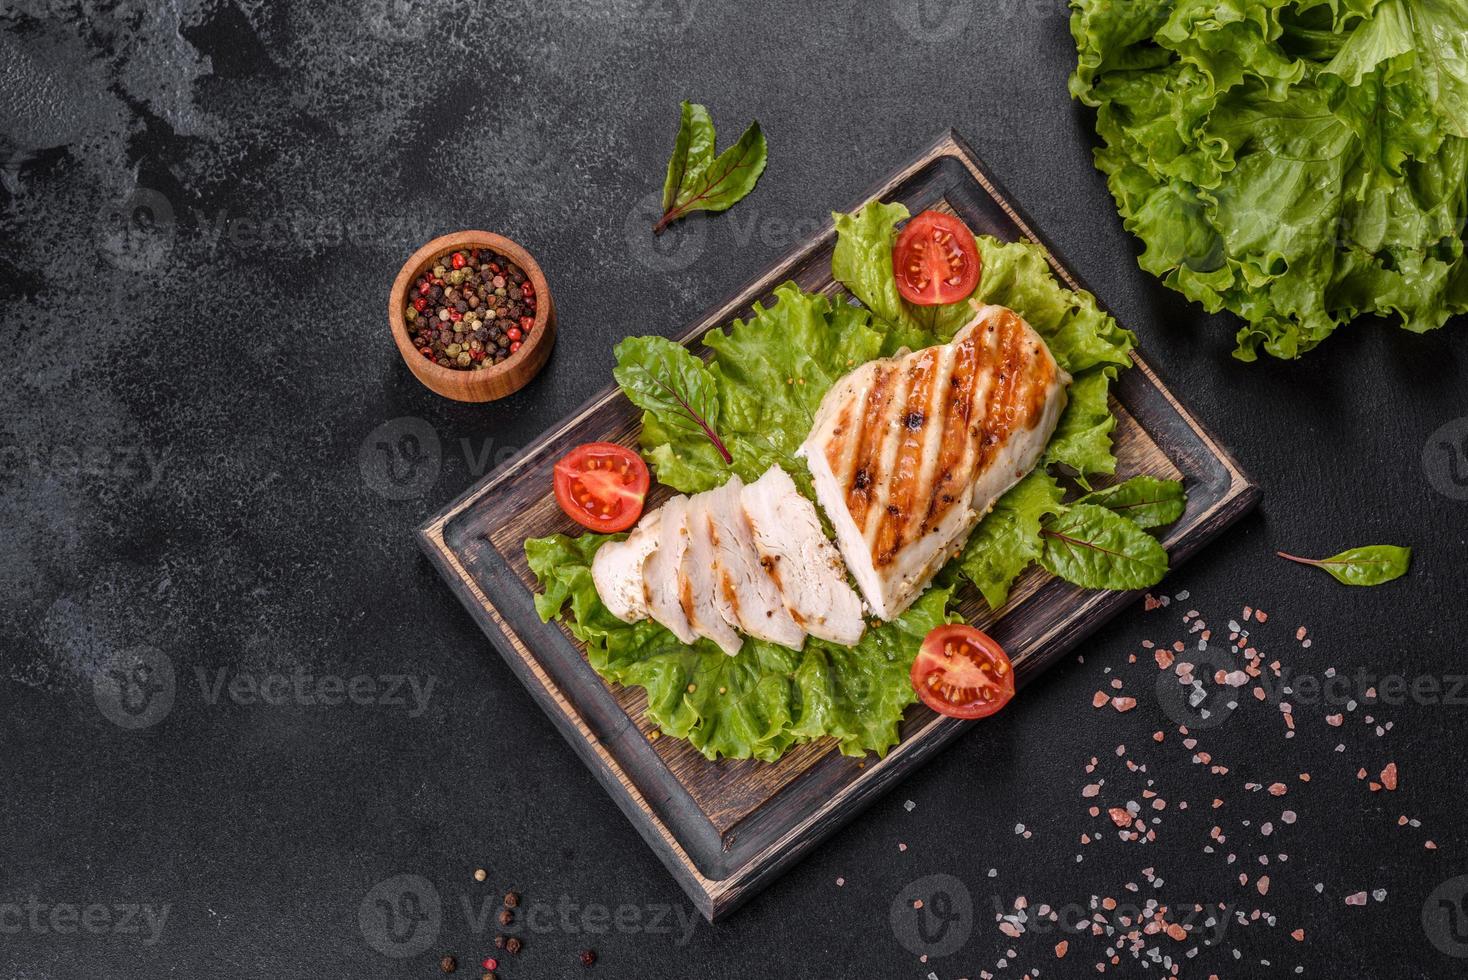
[[417, 130, 1259, 921]]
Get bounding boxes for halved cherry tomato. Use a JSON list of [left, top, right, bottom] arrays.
[[553, 442, 650, 533], [893, 210, 981, 306], [910, 624, 1014, 719]]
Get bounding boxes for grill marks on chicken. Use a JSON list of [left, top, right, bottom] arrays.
[[799, 304, 1070, 621]]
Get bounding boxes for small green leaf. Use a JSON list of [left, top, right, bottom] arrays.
[[1039, 503, 1170, 590], [661, 101, 717, 215], [655, 104, 767, 234], [1077, 476, 1186, 529], [612, 336, 731, 465], [1276, 546, 1411, 586]]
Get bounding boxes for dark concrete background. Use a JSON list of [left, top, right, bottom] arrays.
[[3, 1, 1466, 977]]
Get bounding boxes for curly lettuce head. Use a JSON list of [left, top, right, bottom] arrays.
[[1071, 0, 1468, 359]]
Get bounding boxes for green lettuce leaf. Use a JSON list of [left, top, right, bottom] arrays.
[[1070, 0, 1468, 359], [527, 531, 955, 761], [612, 335, 732, 479], [1039, 503, 1171, 591], [956, 470, 1066, 610], [1077, 475, 1187, 528], [1044, 366, 1119, 482]]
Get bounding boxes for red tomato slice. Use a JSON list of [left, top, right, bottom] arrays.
[[553, 442, 650, 533], [910, 624, 1015, 720], [892, 210, 982, 306]]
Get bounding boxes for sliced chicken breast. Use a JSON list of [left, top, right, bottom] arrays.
[[641, 494, 698, 644], [740, 466, 866, 647], [590, 510, 663, 623], [703, 477, 806, 651], [680, 491, 745, 656], [798, 303, 1070, 621]]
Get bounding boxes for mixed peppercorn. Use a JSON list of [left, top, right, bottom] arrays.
[[406, 248, 537, 370], [440, 879, 595, 975]]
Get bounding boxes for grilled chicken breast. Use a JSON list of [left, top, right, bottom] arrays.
[[680, 491, 745, 656], [703, 477, 806, 650], [798, 304, 1070, 621], [590, 509, 663, 623], [641, 494, 698, 644], [740, 466, 866, 647]]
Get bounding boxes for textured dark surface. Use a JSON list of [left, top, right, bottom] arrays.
[[2, 2, 1465, 978]]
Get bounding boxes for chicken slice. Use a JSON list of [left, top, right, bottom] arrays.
[[641, 494, 698, 644], [590, 509, 663, 623], [740, 466, 866, 647], [679, 491, 745, 656], [798, 303, 1070, 621], [703, 477, 806, 651]]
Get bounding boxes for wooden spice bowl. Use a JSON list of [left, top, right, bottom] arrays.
[[388, 231, 557, 402]]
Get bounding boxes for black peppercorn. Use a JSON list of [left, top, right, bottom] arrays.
[[440, 954, 457, 973], [505, 937, 522, 955], [503, 891, 519, 909], [498, 909, 513, 926], [580, 949, 597, 967]]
